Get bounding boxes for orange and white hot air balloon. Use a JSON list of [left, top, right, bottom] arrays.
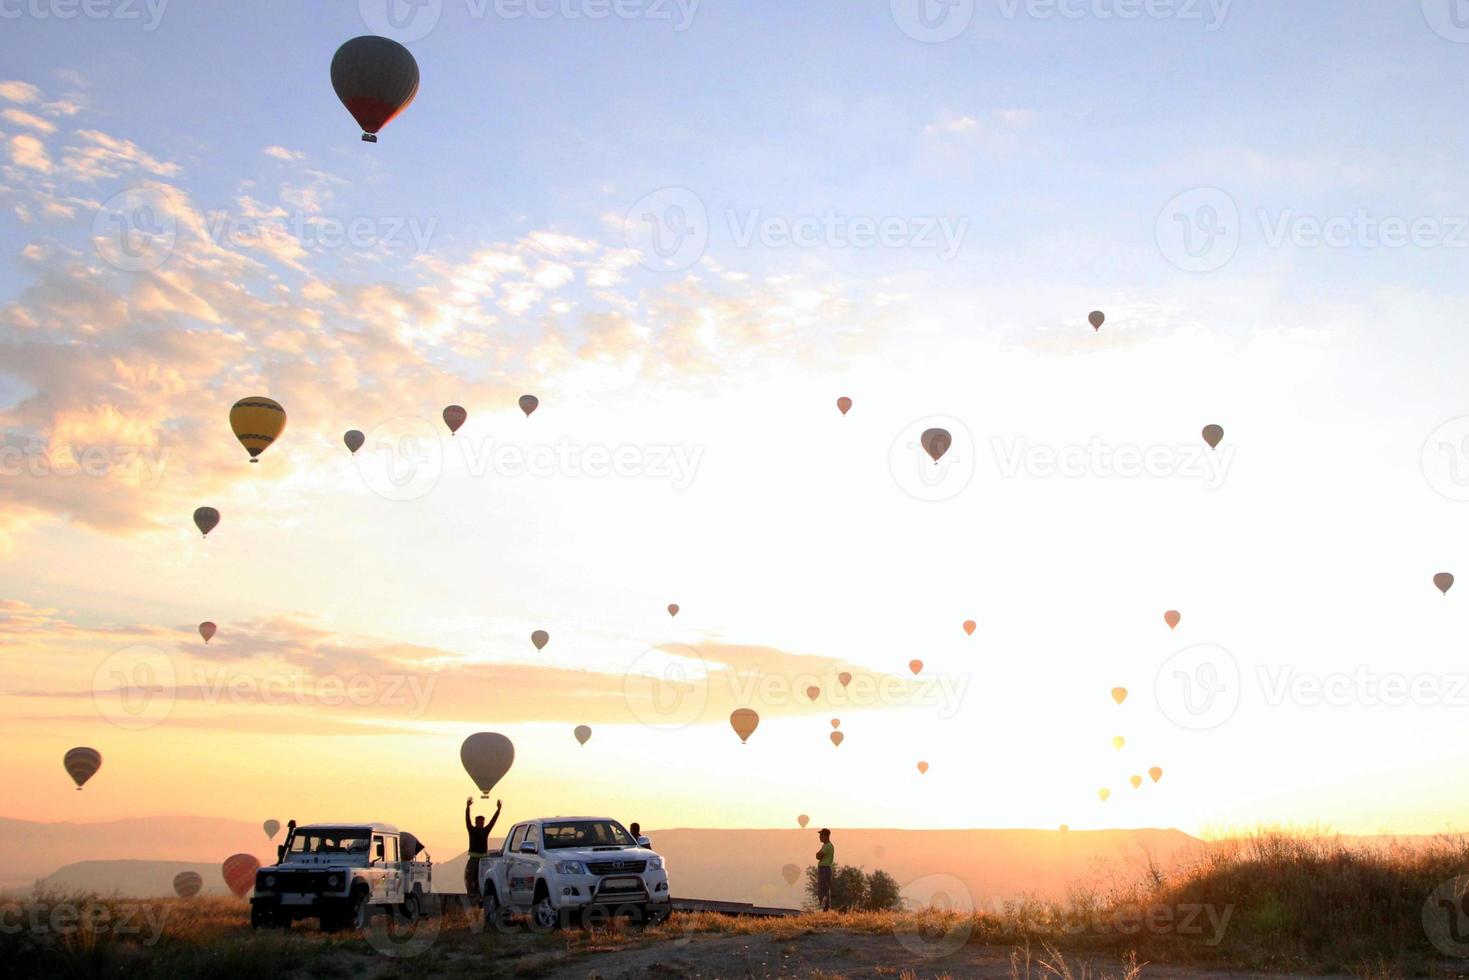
[[730, 708, 759, 744]]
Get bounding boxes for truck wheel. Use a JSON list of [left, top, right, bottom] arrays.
[[481, 887, 500, 929], [400, 890, 421, 923], [348, 891, 371, 931], [530, 893, 558, 932], [249, 904, 272, 930]]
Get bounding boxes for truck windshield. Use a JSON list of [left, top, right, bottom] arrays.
[[541, 821, 635, 849], [288, 830, 371, 855]]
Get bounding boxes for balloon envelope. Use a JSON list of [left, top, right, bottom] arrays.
[[221, 853, 260, 898], [908, 659, 923, 675], [667, 603, 679, 617], [1111, 687, 1128, 705], [344, 429, 365, 455], [229, 396, 286, 463], [806, 685, 820, 701], [830, 719, 840, 729], [331, 35, 419, 141], [920, 428, 952, 463], [193, 507, 219, 538], [1129, 775, 1143, 789], [263, 820, 280, 840], [1202, 424, 1224, 449], [1112, 736, 1124, 750], [830, 731, 844, 747], [836, 396, 852, 415], [962, 620, 976, 636], [1098, 788, 1111, 802], [797, 814, 809, 828], [1164, 610, 1181, 630], [730, 708, 759, 743], [442, 405, 467, 435], [531, 629, 549, 651], [199, 621, 216, 643], [461, 732, 515, 797], [837, 671, 852, 687], [64, 746, 101, 790], [519, 394, 539, 417], [1089, 311, 1105, 330], [782, 863, 800, 886], [173, 871, 203, 898], [574, 725, 592, 745], [1435, 572, 1454, 595], [1149, 766, 1163, 783], [916, 761, 929, 774]]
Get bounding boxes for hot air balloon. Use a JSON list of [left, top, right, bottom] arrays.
[[263, 820, 281, 840], [806, 685, 820, 701], [331, 36, 420, 143], [837, 671, 852, 687], [1149, 766, 1163, 783], [916, 761, 929, 774], [229, 396, 286, 463], [519, 395, 539, 417], [1058, 825, 1069, 834], [908, 659, 923, 675], [1111, 687, 1128, 705], [442, 405, 467, 435], [173, 871, 203, 899], [920, 427, 952, 463], [1164, 610, 1181, 630], [729, 708, 759, 743], [797, 814, 809, 828], [1089, 311, 1105, 330], [63, 746, 101, 790], [830, 719, 841, 729], [199, 621, 216, 644], [1098, 788, 1110, 802], [1112, 736, 1124, 751], [781, 863, 800, 886], [221, 853, 259, 898], [193, 507, 219, 538], [667, 603, 679, 617], [1129, 775, 1143, 789], [962, 620, 976, 636], [1202, 424, 1224, 449], [461, 732, 515, 798], [344, 429, 365, 455], [574, 725, 592, 746], [836, 397, 852, 416], [1435, 572, 1454, 595], [531, 630, 549, 651], [830, 731, 844, 747]]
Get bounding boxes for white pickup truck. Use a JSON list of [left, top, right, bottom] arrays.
[[250, 821, 432, 931], [478, 816, 671, 929]]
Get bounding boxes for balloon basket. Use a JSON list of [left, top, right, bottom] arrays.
[[361, 133, 378, 143]]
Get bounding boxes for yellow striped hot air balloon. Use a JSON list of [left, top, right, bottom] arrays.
[[229, 396, 287, 463]]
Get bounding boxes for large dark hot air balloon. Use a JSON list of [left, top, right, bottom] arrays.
[[519, 395, 539, 417], [443, 405, 467, 435], [921, 428, 952, 463], [461, 732, 515, 798], [64, 746, 101, 790], [229, 396, 286, 463], [221, 854, 259, 898], [344, 430, 365, 455], [1089, 311, 1105, 330], [193, 507, 219, 538], [331, 36, 420, 143], [729, 708, 759, 743]]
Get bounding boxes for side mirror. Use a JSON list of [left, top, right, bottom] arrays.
[[519, 841, 537, 854], [637, 836, 651, 848]]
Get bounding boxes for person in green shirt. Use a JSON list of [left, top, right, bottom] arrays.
[[815, 828, 834, 911]]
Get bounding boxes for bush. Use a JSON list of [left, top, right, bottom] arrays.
[[802, 865, 903, 912]]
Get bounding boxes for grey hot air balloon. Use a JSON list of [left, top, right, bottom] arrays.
[[193, 507, 220, 538], [1435, 572, 1454, 595], [263, 819, 281, 840], [1202, 424, 1224, 449], [531, 630, 549, 651], [1089, 311, 1105, 330], [519, 395, 539, 417], [64, 746, 101, 790], [173, 871, 203, 898], [574, 725, 591, 745], [921, 428, 952, 463], [331, 36, 420, 143], [461, 732, 515, 798], [344, 429, 365, 455], [199, 621, 216, 643]]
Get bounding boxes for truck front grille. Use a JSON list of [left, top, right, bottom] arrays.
[[587, 860, 647, 875]]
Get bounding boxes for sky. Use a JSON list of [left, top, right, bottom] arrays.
[[5, 0, 1469, 857]]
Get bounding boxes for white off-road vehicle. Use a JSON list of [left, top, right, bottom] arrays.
[[250, 820, 433, 931], [478, 817, 670, 929]]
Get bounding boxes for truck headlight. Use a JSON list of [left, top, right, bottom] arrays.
[[328, 874, 342, 888], [555, 860, 588, 875], [648, 857, 664, 870], [264, 875, 276, 887]]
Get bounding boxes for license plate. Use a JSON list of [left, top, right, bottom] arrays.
[[602, 877, 640, 890], [281, 894, 313, 905]]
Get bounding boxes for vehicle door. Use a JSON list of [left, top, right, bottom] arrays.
[[378, 835, 403, 903], [502, 824, 530, 903], [369, 834, 388, 902], [512, 823, 540, 904]]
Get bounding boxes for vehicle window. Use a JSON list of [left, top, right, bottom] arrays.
[[523, 824, 539, 851], [372, 834, 385, 861], [541, 821, 635, 849], [289, 830, 372, 854], [384, 836, 399, 862], [507, 825, 528, 852]]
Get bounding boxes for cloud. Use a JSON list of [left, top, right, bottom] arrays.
[[59, 129, 180, 182], [263, 145, 303, 161], [2, 109, 55, 134], [9, 134, 52, 172], [0, 81, 42, 104]]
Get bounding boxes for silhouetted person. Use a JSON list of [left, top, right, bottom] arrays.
[[464, 797, 502, 895], [629, 822, 641, 841], [815, 828, 834, 911]]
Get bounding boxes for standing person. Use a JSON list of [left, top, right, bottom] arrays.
[[815, 828, 834, 911], [464, 797, 502, 896], [628, 822, 641, 841]]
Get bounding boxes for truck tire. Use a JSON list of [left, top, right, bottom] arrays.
[[348, 889, 371, 931], [529, 884, 558, 932], [481, 885, 500, 929], [249, 903, 273, 930], [400, 889, 422, 923]]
